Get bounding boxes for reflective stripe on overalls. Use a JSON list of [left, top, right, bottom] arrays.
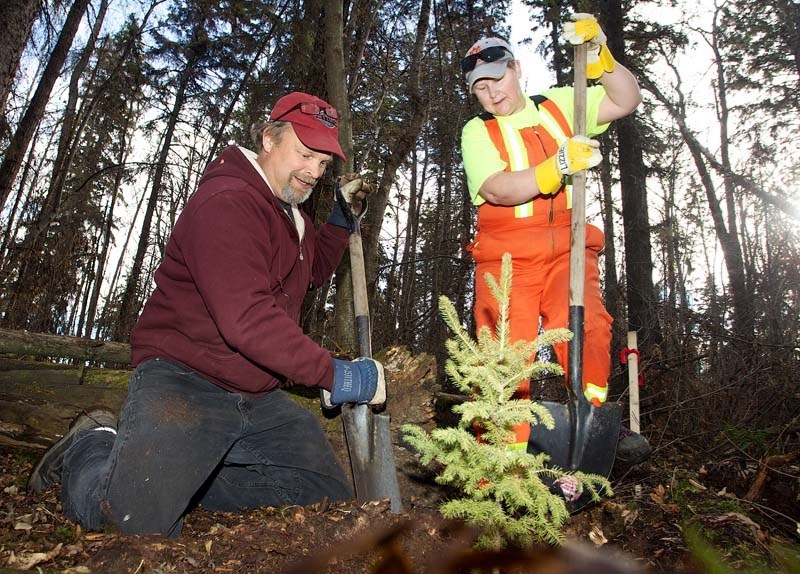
[[584, 382, 609, 407], [478, 96, 574, 227]]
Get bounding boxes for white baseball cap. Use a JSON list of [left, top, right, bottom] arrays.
[[462, 37, 515, 91]]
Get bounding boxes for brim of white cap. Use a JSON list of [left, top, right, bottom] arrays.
[[466, 58, 512, 91]]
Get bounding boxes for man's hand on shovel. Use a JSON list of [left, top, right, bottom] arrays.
[[329, 173, 375, 234], [321, 357, 387, 409], [339, 173, 374, 204]]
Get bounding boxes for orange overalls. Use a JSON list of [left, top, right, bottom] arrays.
[[467, 96, 613, 451]]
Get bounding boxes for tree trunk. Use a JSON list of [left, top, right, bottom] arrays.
[[99, 170, 152, 340], [323, 0, 353, 168], [600, 0, 661, 349], [84, 95, 136, 338], [398, 151, 421, 345], [544, 3, 569, 85], [640, 74, 754, 348], [8, 0, 110, 313], [0, 0, 41, 131], [353, 0, 432, 350], [659, 144, 683, 355], [0, 122, 42, 269], [41, 0, 109, 219], [323, 0, 360, 352], [345, 0, 377, 96], [384, 205, 402, 342], [0, 367, 128, 449], [790, 0, 800, 80], [598, 142, 623, 365], [711, 10, 754, 341], [114, 65, 194, 341], [84, 171, 122, 338], [0, 0, 91, 210], [0, 125, 59, 328], [72, 256, 94, 336]]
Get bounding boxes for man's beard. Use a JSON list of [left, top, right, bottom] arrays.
[[281, 172, 315, 204]]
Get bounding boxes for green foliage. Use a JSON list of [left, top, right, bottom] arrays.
[[721, 424, 779, 457], [53, 525, 76, 545], [669, 472, 744, 519], [718, 0, 799, 135], [772, 545, 800, 573], [684, 525, 800, 574], [13, 452, 36, 489], [402, 253, 612, 548], [671, 469, 800, 572], [83, 369, 133, 389]]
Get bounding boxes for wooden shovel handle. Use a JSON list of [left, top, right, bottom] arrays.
[[569, 43, 588, 310], [567, 43, 588, 402]]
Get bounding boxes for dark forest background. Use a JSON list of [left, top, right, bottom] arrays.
[[0, 0, 798, 442]]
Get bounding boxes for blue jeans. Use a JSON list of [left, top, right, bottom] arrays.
[[61, 358, 352, 536]]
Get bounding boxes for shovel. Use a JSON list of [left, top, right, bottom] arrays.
[[338, 188, 403, 512], [527, 43, 622, 511]]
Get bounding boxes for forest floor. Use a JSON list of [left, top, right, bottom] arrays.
[[1, 347, 799, 573], [2, 427, 799, 574]]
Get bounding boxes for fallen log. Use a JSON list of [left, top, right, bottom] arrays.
[[0, 329, 132, 448], [0, 366, 128, 448], [0, 328, 130, 365], [0, 341, 438, 468]]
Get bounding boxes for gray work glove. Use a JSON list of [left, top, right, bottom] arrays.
[[327, 174, 375, 233]]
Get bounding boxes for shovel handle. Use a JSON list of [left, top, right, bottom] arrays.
[[569, 44, 588, 311], [568, 43, 588, 397], [349, 231, 372, 357], [348, 194, 371, 357], [567, 43, 590, 471]]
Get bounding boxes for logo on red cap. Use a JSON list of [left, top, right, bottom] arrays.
[[315, 108, 337, 128]]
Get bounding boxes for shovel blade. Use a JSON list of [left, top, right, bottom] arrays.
[[528, 400, 622, 512], [341, 405, 403, 512], [528, 401, 572, 469]]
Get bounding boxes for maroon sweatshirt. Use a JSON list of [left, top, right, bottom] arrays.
[[130, 146, 349, 394]]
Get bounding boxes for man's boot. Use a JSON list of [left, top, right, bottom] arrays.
[[28, 408, 118, 493]]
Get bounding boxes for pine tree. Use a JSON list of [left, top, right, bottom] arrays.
[[402, 253, 611, 548]]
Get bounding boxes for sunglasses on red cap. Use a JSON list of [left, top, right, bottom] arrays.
[[272, 101, 339, 126], [460, 46, 513, 74]]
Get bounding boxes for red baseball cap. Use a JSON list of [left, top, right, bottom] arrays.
[[269, 92, 345, 160]]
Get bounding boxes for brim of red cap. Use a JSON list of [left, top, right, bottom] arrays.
[[279, 111, 345, 160]]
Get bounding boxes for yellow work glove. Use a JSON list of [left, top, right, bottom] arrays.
[[562, 13, 617, 80], [534, 136, 602, 196]]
